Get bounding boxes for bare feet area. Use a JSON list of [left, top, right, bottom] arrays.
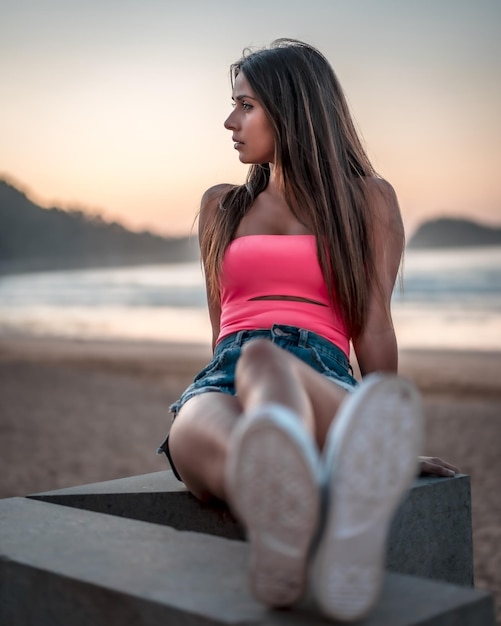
[[1, 335, 500, 622]]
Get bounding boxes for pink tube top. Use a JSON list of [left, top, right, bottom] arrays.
[[217, 235, 350, 356]]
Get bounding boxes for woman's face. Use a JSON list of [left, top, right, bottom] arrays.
[[224, 71, 275, 165]]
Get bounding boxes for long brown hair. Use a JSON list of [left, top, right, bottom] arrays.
[[201, 38, 379, 338]]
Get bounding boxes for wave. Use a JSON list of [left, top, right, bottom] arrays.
[[1, 247, 500, 350]]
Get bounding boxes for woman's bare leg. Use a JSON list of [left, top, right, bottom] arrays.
[[226, 338, 350, 607], [169, 338, 350, 503], [168, 392, 241, 501], [235, 338, 349, 449]]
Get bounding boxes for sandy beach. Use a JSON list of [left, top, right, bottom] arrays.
[[0, 334, 500, 622]]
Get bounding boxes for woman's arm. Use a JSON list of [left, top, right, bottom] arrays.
[[198, 184, 233, 352], [352, 180, 461, 477], [352, 177, 404, 376]]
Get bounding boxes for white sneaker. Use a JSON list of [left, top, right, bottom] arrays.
[[310, 374, 423, 622], [225, 403, 321, 608]]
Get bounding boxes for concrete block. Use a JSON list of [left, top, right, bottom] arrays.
[[0, 498, 495, 626], [388, 474, 474, 586], [30, 471, 474, 586], [30, 470, 244, 540]]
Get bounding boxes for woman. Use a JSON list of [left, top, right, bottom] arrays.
[[158, 39, 459, 621]]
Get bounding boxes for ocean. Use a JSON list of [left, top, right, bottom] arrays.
[[1, 246, 500, 352]]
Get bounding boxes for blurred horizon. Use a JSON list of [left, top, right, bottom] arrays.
[[2, 172, 500, 243], [1, 245, 500, 352], [1, 1, 500, 237]]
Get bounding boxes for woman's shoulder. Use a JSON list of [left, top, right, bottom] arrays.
[[198, 184, 235, 234], [362, 176, 402, 230], [364, 176, 404, 247], [199, 184, 236, 228], [201, 183, 236, 210], [362, 176, 397, 205]]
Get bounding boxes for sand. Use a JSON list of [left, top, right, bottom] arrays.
[[0, 334, 500, 622]]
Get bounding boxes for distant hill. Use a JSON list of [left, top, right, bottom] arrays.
[[0, 180, 199, 274], [407, 217, 501, 249]]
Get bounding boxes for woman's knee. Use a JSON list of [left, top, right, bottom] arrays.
[[236, 338, 290, 379], [239, 337, 277, 361], [235, 338, 300, 403]]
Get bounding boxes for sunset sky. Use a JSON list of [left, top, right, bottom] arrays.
[[1, 0, 500, 237]]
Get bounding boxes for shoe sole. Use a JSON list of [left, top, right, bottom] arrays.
[[225, 404, 321, 608], [311, 374, 423, 621]]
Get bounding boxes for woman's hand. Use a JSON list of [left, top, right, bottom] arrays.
[[419, 456, 460, 477]]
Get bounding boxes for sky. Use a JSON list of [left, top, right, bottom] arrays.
[[1, 0, 500, 237]]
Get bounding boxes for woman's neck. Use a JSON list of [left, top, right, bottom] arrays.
[[266, 164, 284, 199]]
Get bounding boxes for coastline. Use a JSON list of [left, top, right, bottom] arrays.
[[0, 333, 499, 621]]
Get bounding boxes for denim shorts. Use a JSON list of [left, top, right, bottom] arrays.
[[157, 324, 357, 480]]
